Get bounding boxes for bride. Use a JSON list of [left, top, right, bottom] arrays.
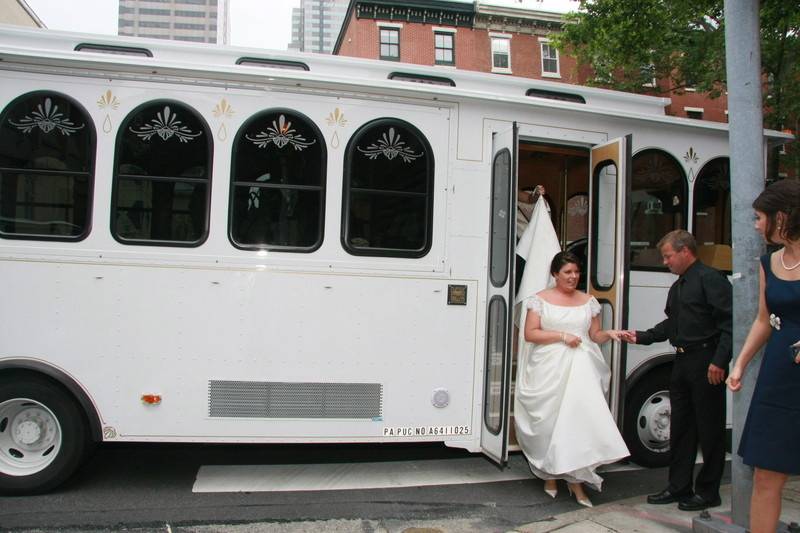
[[515, 251, 630, 507]]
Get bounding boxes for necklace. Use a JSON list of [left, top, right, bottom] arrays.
[[780, 248, 800, 271]]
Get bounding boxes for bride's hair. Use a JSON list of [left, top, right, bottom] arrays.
[[550, 251, 581, 275]]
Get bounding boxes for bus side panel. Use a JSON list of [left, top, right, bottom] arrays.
[[0, 260, 478, 441]]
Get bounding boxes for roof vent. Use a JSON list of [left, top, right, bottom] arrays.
[[236, 57, 309, 71], [525, 88, 585, 104], [388, 72, 455, 87], [74, 43, 153, 57]]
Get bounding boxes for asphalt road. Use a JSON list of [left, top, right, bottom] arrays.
[[0, 443, 718, 532]]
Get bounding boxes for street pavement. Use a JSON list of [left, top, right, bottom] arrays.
[[11, 479, 795, 532], [174, 478, 800, 532], [513, 477, 800, 533]]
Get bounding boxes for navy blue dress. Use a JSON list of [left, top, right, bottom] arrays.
[[738, 253, 800, 474]]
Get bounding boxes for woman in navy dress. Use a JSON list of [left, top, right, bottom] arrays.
[[727, 179, 800, 533]]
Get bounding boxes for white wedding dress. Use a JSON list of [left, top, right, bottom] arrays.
[[514, 295, 629, 491]]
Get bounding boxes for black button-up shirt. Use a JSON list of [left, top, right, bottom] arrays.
[[636, 259, 732, 368]]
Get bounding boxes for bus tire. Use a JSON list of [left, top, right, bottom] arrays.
[[624, 366, 671, 468], [0, 375, 90, 494]]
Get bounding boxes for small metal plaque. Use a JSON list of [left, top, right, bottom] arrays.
[[447, 284, 467, 305]]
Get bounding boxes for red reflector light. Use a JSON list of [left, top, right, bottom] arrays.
[[141, 394, 162, 405]]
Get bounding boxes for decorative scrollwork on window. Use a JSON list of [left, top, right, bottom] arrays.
[[128, 105, 202, 142], [245, 114, 316, 151], [8, 97, 85, 135], [357, 127, 423, 163]]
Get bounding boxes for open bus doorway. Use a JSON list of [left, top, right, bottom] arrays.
[[516, 142, 591, 286], [509, 138, 631, 454], [510, 141, 591, 449]]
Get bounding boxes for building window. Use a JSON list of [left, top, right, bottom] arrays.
[[343, 118, 434, 257], [693, 158, 731, 272], [139, 8, 171, 16], [379, 27, 400, 61], [113, 101, 211, 246], [629, 149, 687, 270], [230, 109, 326, 251], [685, 107, 704, 119], [540, 40, 560, 77], [0, 92, 95, 240], [434, 31, 454, 66], [175, 10, 207, 17], [491, 36, 511, 72]]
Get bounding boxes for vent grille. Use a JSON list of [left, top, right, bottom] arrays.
[[208, 380, 383, 419]]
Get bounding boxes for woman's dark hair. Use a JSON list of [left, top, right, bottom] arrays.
[[752, 179, 800, 244], [549, 251, 581, 275]]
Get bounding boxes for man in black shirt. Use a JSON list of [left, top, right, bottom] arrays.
[[625, 230, 732, 511]]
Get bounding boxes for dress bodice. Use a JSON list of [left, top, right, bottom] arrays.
[[763, 254, 800, 328], [527, 295, 600, 337]]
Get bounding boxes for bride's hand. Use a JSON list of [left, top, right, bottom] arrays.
[[604, 330, 624, 341], [564, 333, 581, 348]]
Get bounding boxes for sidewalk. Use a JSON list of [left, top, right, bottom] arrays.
[[512, 478, 800, 533]]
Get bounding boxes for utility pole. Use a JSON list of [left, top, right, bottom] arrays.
[[693, 1, 764, 531]]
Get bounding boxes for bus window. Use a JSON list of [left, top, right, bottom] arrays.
[[693, 157, 731, 272], [0, 92, 94, 240], [113, 101, 211, 245], [592, 160, 617, 289], [230, 109, 325, 251], [342, 118, 434, 257], [630, 149, 687, 269]]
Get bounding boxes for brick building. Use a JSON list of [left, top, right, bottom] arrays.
[[333, 0, 728, 123]]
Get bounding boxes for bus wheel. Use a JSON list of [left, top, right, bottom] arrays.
[[0, 375, 90, 494], [624, 367, 671, 468]]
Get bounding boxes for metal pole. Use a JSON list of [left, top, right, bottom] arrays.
[[695, 6, 763, 533], [723, 0, 763, 528]]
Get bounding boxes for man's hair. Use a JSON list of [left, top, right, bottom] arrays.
[[657, 229, 697, 255]]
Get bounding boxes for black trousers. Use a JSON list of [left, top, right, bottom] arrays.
[[667, 349, 727, 500]]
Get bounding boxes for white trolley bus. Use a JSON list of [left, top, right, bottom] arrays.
[[0, 25, 790, 493]]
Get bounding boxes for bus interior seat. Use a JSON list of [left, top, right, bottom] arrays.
[[696, 244, 732, 272]]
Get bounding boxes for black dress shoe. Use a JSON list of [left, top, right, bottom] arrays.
[[647, 488, 692, 505], [678, 494, 722, 511]]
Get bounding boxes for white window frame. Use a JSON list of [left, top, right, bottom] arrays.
[[377, 22, 402, 61], [433, 27, 456, 66], [538, 38, 560, 78], [684, 106, 704, 119], [490, 33, 511, 74]]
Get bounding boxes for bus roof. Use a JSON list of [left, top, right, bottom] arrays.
[[0, 24, 791, 143]]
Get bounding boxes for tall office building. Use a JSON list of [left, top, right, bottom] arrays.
[[288, 0, 349, 53], [118, 0, 228, 44]]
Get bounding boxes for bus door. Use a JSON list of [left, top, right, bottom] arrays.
[[480, 125, 517, 465], [586, 135, 632, 424]]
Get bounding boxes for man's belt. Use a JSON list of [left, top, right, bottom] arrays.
[[674, 341, 715, 353]]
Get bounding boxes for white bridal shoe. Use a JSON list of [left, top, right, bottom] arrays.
[[567, 483, 593, 508], [543, 479, 558, 498]]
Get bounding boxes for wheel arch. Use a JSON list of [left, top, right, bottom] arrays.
[[0, 359, 103, 442], [626, 353, 674, 392]]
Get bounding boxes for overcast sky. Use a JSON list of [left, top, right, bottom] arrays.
[[24, 0, 301, 51], [24, 0, 574, 52]]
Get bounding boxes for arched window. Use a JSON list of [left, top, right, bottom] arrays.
[[0, 92, 95, 240], [343, 119, 434, 257], [693, 157, 731, 272], [112, 101, 211, 245], [230, 109, 325, 251], [630, 149, 687, 270]]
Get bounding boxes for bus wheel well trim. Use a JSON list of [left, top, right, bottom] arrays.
[[0, 362, 102, 442], [0, 373, 93, 494], [623, 360, 673, 468]]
